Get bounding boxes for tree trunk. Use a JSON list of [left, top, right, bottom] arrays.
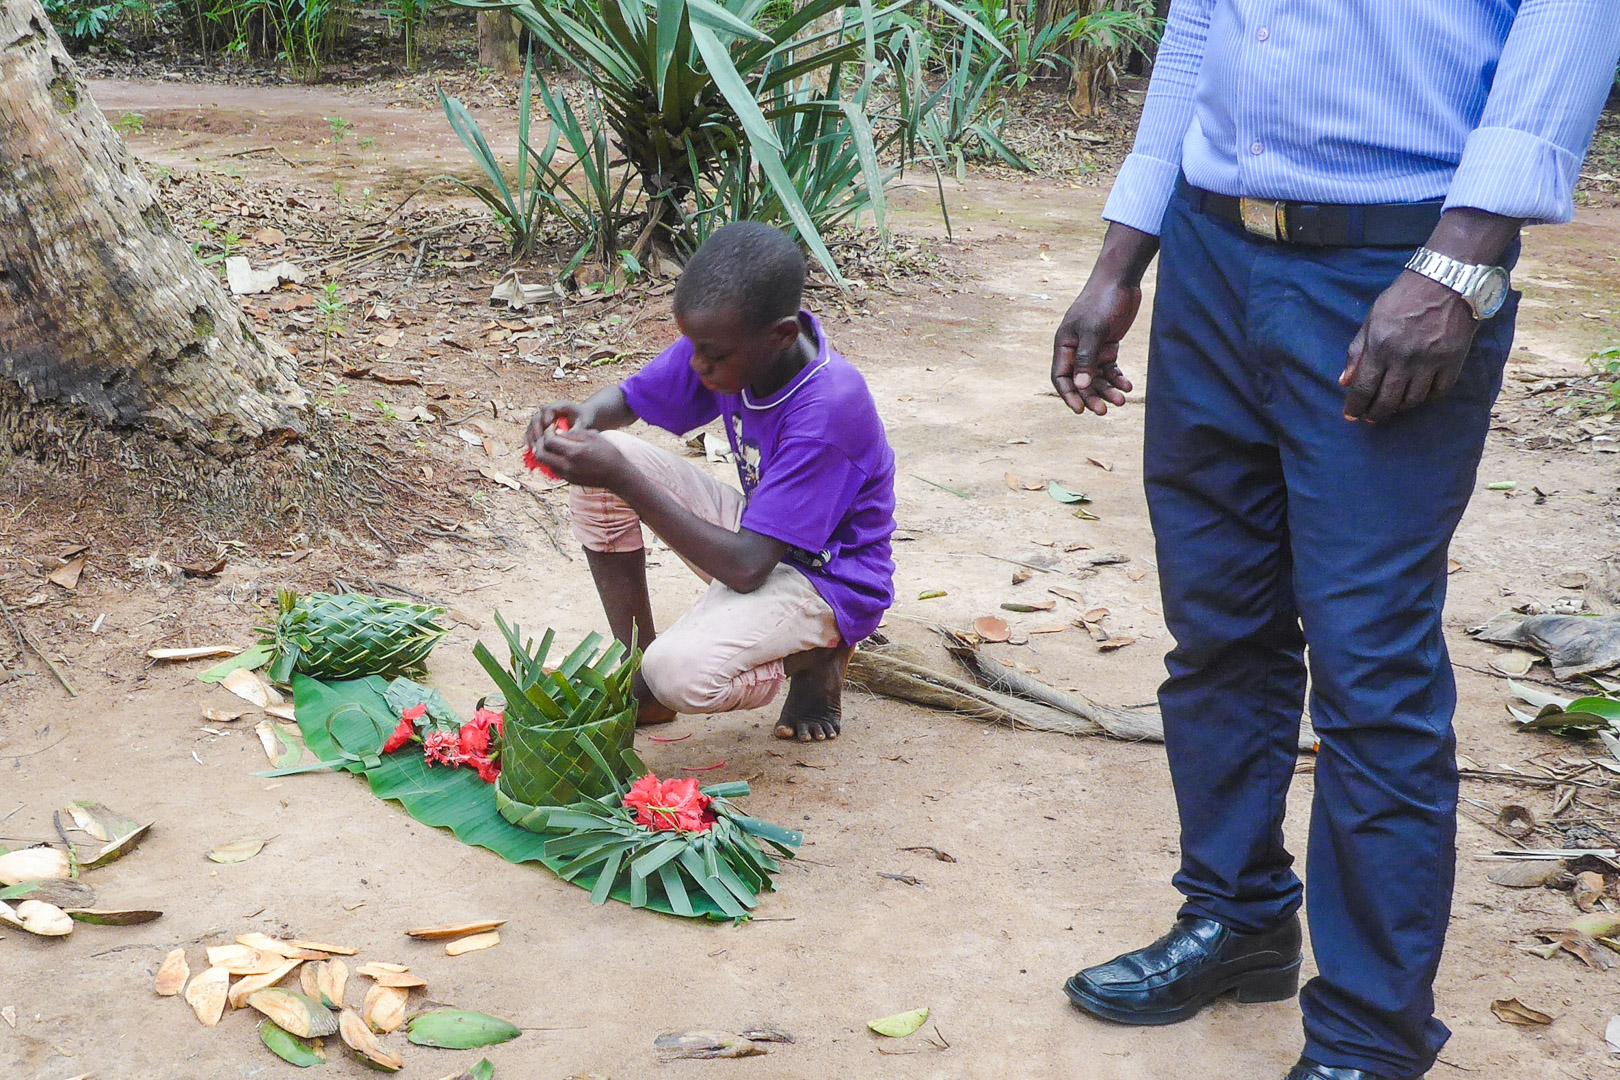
[[0, 0, 306, 454], [477, 10, 520, 76]]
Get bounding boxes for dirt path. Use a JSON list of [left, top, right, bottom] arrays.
[[3, 79, 1619, 1080]]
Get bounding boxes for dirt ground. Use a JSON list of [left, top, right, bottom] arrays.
[[2, 73, 1620, 1080]]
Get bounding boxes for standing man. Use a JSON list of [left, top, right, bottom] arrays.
[[1052, 4, 1620, 1080]]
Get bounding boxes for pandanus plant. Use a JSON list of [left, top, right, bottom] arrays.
[[447, 0, 1003, 280]]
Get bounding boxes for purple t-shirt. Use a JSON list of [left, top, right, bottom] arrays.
[[619, 311, 896, 644]]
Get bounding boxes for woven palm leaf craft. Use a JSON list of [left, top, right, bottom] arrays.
[[473, 612, 640, 813], [260, 590, 449, 685], [501, 747, 803, 920]]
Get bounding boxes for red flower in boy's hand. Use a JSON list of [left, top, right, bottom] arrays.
[[383, 703, 429, 755], [622, 774, 713, 832], [522, 417, 570, 480]]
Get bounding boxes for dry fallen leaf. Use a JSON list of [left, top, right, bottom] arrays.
[[1086, 457, 1113, 472], [1098, 638, 1137, 652], [340, 1007, 403, 1070], [1028, 624, 1068, 635], [148, 645, 239, 661], [221, 668, 280, 708], [1011, 568, 1032, 585], [1487, 862, 1563, 888], [406, 920, 507, 940], [155, 949, 190, 997], [228, 959, 302, 1008], [288, 939, 358, 956], [1491, 997, 1553, 1025], [364, 983, 410, 1033], [1574, 871, 1606, 913], [237, 933, 328, 960], [478, 466, 521, 491], [1048, 587, 1085, 604], [48, 555, 87, 590], [973, 616, 1011, 643], [358, 965, 428, 989], [654, 1030, 768, 1061], [207, 838, 267, 864], [1, 1005, 13, 1028], [185, 967, 230, 1026], [1081, 607, 1110, 623], [202, 707, 245, 723], [445, 930, 501, 956]]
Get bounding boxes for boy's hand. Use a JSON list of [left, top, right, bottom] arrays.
[[533, 426, 627, 489], [525, 403, 585, 456]]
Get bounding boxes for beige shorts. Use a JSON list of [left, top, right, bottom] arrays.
[[569, 430, 842, 714]]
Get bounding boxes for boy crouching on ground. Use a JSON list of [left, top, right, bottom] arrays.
[[525, 222, 896, 742]]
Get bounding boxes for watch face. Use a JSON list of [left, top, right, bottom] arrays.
[[1474, 267, 1509, 319]]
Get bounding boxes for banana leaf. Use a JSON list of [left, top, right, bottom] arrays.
[[288, 676, 736, 920]]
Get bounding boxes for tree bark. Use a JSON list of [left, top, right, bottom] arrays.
[[477, 10, 520, 76], [0, 0, 306, 453]]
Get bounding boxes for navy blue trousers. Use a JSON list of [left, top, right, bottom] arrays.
[[1143, 185, 1518, 1077]]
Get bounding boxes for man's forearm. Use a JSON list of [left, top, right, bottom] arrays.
[[1421, 208, 1524, 267], [1093, 223, 1161, 287]]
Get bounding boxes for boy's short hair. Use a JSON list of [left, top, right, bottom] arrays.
[[674, 221, 807, 331]]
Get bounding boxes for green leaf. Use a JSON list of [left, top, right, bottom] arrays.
[[1047, 481, 1090, 505], [405, 1009, 522, 1049], [1566, 696, 1620, 722], [260, 1019, 326, 1066], [384, 677, 463, 728], [198, 644, 273, 684], [455, 1062, 496, 1080], [868, 1007, 930, 1037], [0, 882, 41, 901]]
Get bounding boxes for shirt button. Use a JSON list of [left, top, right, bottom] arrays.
[[1257, 26, 1269, 40], [1250, 141, 1264, 155]]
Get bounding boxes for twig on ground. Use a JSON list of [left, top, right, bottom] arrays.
[[360, 515, 400, 558], [0, 595, 76, 697]]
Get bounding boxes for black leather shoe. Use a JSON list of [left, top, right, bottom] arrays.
[[1285, 1057, 1415, 1080], [1064, 913, 1302, 1025]]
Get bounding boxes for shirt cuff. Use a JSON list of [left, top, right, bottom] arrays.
[[1445, 126, 1582, 226], [1102, 153, 1183, 236]]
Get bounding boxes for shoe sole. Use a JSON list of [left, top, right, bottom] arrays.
[[1063, 958, 1302, 1026]]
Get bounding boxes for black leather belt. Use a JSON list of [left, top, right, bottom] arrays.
[[1182, 180, 1443, 247]]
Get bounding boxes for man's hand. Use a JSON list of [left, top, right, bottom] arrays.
[[1340, 273, 1478, 422], [1051, 222, 1159, 417], [1340, 207, 1522, 423], [532, 426, 628, 489]]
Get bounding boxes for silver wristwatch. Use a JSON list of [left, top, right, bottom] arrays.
[[1404, 247, 1510, 320]]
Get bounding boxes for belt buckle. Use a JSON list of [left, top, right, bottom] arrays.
[[1239, 197, 1287, 242]]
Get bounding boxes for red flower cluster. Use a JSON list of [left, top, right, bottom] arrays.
[[622, 774, 714, 833], [381, 703, 505, 784], [383, 704, 427, 754], [522, 417, 569, 480]]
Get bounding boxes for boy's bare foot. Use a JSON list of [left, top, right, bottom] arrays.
[[775, 645, 853, 742], [632, 670, 677, 725]]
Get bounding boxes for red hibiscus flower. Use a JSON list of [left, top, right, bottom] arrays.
[[383, 703, 428, 755], [622, 774, 713, 832], [423, 729, 464, 767], [471, 707, 505, 737], [522, 418, 569, 480], [458, 721, 491, 760]]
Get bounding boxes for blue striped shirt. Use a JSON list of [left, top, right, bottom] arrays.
[[1103, 0, 1620, 234]]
